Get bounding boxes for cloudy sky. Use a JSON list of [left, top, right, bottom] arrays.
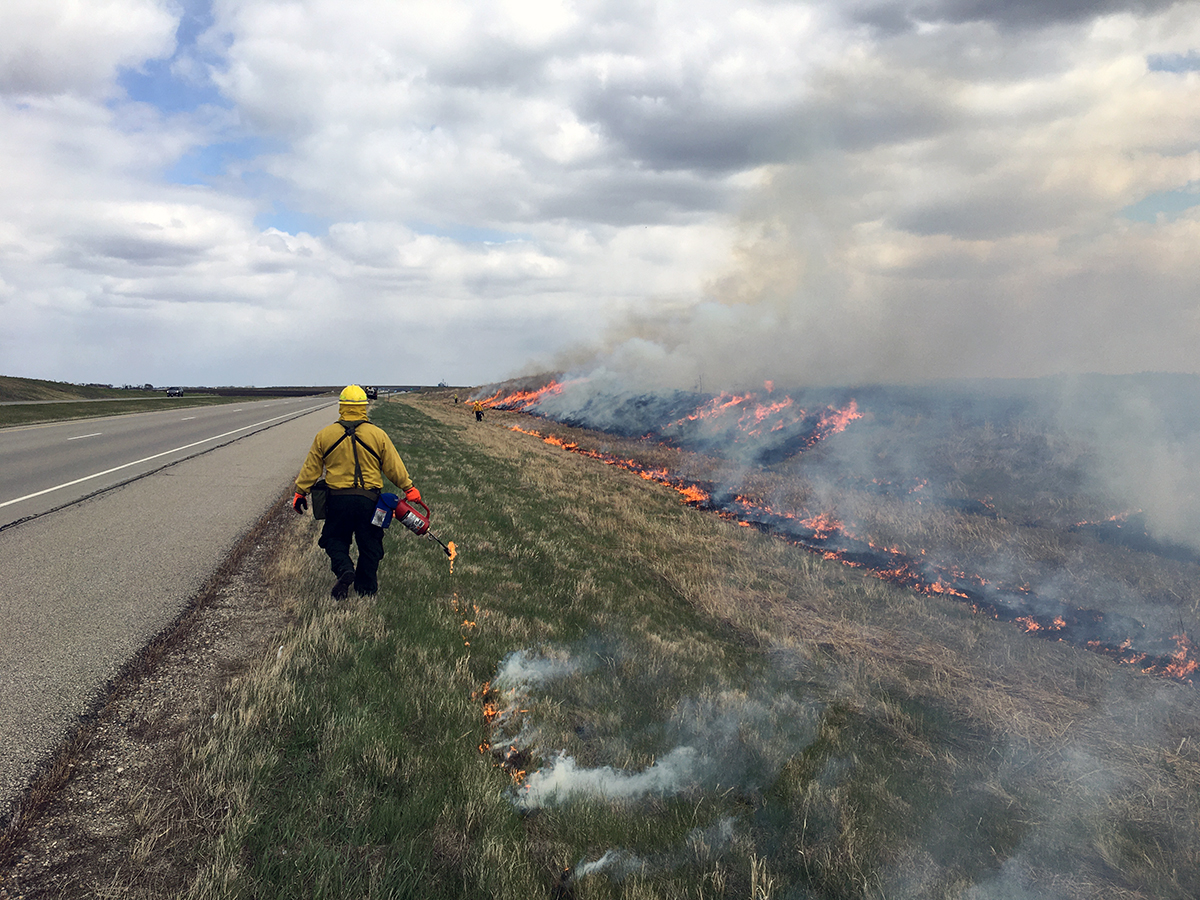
[[1, 0, 1198, 389]]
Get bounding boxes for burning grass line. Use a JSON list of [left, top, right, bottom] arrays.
[[507, 422, 1199, 685], [479, 379, 568, 412]]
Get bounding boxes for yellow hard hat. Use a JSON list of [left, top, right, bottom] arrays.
[[339, 384, 368, 404]]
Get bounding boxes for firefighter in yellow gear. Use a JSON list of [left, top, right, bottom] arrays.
[[292, 384, 422, 598]]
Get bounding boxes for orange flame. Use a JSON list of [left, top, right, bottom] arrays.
[[1074, 510, 1140, 528], [1161, 633, 1199, 680], [682, 392, 755, 423], [665, 391, 862, 447], [481, 380, 566, 410], [800, 513, 842, 538], [510, 425, 712, 508], [815, 399, 862, 435]]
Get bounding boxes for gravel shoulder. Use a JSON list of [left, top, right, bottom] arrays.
[[0, 500, 297, 899]]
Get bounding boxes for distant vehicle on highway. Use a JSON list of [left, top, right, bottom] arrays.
[[166, 387, 184, 397]]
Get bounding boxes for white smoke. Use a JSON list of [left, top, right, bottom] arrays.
[[517, 746, 701, 810], [483, 646, 825, 812], [574, 849, 645, 881], [944, 858, 1038, 900], [571, 818, 736, 884], [684, 816, 737, 861], [484, 649, 585, 747], [493, 648, 580, 690], [1053, 377, 1200, 554], [507, 684, 822, 810]]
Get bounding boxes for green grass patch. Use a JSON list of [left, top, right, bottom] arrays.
[[180, 395, 1200, 900]]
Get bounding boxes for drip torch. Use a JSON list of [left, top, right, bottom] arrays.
[[372, 494, 454, 556]]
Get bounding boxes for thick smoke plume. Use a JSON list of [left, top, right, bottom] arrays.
[[509, 81, 1200, 553]]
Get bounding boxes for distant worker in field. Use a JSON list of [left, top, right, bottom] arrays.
[[291, 384, 424, 599], [473, 400, 484, 422], [453, 393, 459, 404]]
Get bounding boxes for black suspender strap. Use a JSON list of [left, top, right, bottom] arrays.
[[322, 422, 383, 490]]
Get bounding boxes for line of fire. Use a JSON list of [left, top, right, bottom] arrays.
[[480, 380, 1199, 686]]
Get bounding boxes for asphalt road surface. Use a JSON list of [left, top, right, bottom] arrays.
[[0, 397, 335, 530], [0, 398, 339, 823]]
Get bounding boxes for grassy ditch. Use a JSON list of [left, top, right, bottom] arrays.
[[181, 394, 1200, 899]]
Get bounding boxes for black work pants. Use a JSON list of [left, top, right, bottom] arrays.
[[318, 493, 384, 595]]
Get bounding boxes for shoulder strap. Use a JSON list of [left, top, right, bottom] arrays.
[[322, 422, 382, 489], [349, 423, 382, 463]]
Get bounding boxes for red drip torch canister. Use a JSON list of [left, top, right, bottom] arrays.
[[395, 497, 431, 535]]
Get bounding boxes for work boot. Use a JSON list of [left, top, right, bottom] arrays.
[[331, 570, 354, 600]]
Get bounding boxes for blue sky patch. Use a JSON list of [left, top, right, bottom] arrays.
[[413, 222, 532, 244], [165, 138, 278, 186], [1121, 185, 1200, 223], [119, 59, 226, 114], [118, 0, 222, 114], [1147, 50, 1200, 73], [255, 204, 331, 237]]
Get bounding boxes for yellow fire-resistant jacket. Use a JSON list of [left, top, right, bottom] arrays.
[[294, 403, 413, 494]]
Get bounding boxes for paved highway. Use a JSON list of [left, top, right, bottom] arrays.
[[0, 397, 336, 530], [0, 398, 340, 823]]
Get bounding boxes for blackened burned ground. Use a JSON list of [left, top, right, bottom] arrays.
[[1069, 514, 1200, 566], [490, 376, 1200, 685], [712, 494, 1190, 678], [0, 502, 295, 899]]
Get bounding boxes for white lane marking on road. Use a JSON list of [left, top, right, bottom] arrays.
[[67, 433, 103, 441], [0, 402, 333, 509], [181, 416, 196, 421]]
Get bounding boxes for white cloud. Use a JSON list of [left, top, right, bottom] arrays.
[[0, 0, 1198, 386], [0, 0, 177, 96]]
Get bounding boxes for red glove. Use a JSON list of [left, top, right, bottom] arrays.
[[293, 492, 308, 514], [404, 486, 422, 503]]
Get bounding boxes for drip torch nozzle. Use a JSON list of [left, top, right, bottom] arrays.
[[393, 497, 454, 557]]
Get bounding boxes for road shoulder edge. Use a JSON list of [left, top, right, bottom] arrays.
[[0, 498, 299, 896]]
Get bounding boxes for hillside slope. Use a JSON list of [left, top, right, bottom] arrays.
[[0, 375, 136, 403]]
